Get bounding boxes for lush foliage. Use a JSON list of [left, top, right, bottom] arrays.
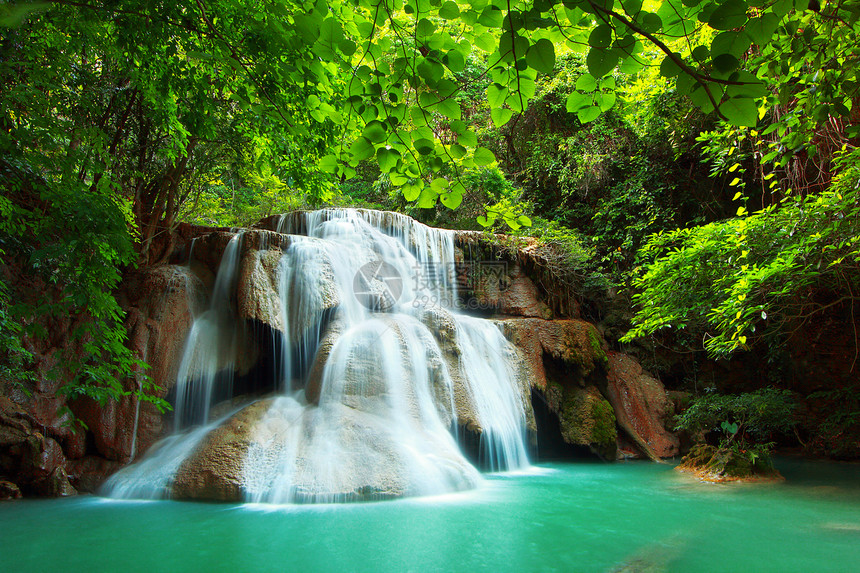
[[3, 0, 860, 426], [624, 148, 860, 357], [674, 387, 798, 450], [489, 52, 717, 286], [805, 384, 860, 459]]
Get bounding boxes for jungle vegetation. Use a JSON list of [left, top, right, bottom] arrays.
[[1, 0, 859, 448]]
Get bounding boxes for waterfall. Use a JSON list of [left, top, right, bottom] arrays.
[[453, 315, 530, 471], [172, 232, 244, 429], [103, 209, 531, 503]]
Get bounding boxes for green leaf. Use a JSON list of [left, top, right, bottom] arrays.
[[338, 39, 357, 56], [418, 186, 437, 208], [708, 0, 749, 31], [449, 120, 468, 135], [575, 74, 598, 93], [458, 130, 478, 147], [390, 173, 410, 186], [477, 215, 494, 227], [726, 71, 769, 98], [377, 148, 399, 173], [449, 144, 467, 159], [526, 39, 556, 74], [416, 18, 436, 39], [660, 54, 682, 78], [712, 53, 740, 73], [504, 217, 521, 231], [414, 138, 436, 155], [720, 97, 759, 127], [622, 0, 643, 14], [577, 105, 601, 123], [473, 147, 496, 166], [636, 11, 662, 34], [444, 49, 466, 72], [435, 98, 462, 120], [516, 215, 532, 227], [711, 31, 751, 58], [587, 48, 619, 78], [597, 91, 617, 112], [676, 72, 697, 95], [362, 120, 387, 143], [402, 182, 422, 201], [689, 87, 715, 113], [491, 107, 514, 127], [657, 0, 697, 36], [692, 45, 710, 62], [439, 1, 460, 19], [566, 91, 591, 112], [431, 177, 449, 193], [487, 83, 508, 108], [478, 6, 504, 28], [745, 14, 780, 45], [349, 137, 375, 162], [620, 55, 645, 74], [588, 25, 612, 48], [440, 190, 463, 209], [318, 154, 339, 173]]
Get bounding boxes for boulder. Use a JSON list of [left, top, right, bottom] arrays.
[[170, 396, 480, 503], [0, 396, 76, 496], [0, 479, 21, 500], [237, 247, 285, 332], [65, 456, 124, 493], [31, 466, 77, 497], [498, 318, 609, 391], [557, 385, 617, 460], [604, 352, 679, 460], [171, 399, 273, 501], [676, 444, 783, 482]]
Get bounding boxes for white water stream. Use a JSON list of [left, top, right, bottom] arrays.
[[103, 209, 530, 503]]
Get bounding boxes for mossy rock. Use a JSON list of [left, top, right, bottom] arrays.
[[560, 386, 617, 460], [587, 329, 608, 367], [677, 444, 783, 482]]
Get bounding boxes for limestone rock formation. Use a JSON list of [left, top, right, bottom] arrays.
[[0, 396, 76, 496], [604, 352, 679, 460], [557, 385, 617, 460], [237, 247, 285, 332], [3, 210, 691, 500], [0, 479, 21, 500], [74, 264, 206, 465], [171, 399, 273, 501], [171, 396, 480, 502], [454, 231, 581, 318], [498, 318, 608, 391]]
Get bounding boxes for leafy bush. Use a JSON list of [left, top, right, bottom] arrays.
[[805, 385, 860, 459], [674, 388, 797, 451], [625, 148, 860, 358]]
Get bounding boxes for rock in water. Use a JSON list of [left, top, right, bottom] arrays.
[[604, 353, 679, 460]]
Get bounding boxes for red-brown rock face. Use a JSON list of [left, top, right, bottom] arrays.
[[498, 318, 608, 391], [73, 264, 205, 466], [604, 352, 679, 459]]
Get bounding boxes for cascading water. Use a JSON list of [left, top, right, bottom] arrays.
[[172, 232, 244, 429], [103, 235, 246, 498], [103, 209, 531, 503]]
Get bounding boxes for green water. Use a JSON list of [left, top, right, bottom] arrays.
[[1, 459, 858, 572]]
